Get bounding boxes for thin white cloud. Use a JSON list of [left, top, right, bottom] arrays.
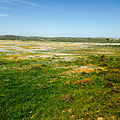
[[3, 0, 61, 11], [4, 0, 50, 8], [17, 0, 49, 8], [0, 7, 9, 10], [0, 14, 8, 16]]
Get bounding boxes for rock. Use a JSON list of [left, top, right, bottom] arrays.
[[97, 117, 104, 120]]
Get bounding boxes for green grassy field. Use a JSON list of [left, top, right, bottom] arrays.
[[0, 40, 120, 120]]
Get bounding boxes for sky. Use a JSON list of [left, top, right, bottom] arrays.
[[0, 0, 120, 37]]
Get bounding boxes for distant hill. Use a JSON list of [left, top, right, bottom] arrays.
[[0, 35, 120, 43], [0, 35, 44, 41]]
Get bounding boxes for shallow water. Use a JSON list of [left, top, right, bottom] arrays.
[[0, 41, 120, 60], [72, 43, 120, 45]]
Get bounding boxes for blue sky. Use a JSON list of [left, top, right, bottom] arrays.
[[0, 0, 120, 37]]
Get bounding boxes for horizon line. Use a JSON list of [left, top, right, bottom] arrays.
[[0, 34, 119, 38]]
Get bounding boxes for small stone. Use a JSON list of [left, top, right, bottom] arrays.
[[68, 108, 72, 112], [97, 117, 104, 120]]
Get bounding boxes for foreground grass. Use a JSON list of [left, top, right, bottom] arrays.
[[0, 55, 120, 120]]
